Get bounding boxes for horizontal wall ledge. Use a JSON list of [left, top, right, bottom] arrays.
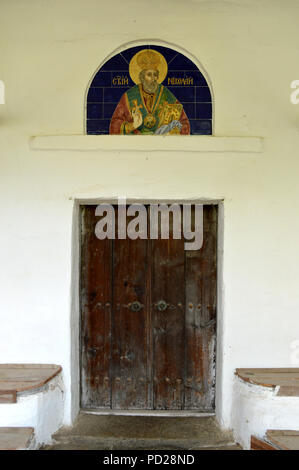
[[29, 135, 264, 153]]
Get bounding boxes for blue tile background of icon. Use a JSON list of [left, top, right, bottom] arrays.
[[86, 45, 212, 135]]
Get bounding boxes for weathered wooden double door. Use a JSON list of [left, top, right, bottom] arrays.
[[80, 205, 217, 411]]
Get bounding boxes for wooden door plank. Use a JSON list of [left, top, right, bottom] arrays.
[[151, 210, 185, 410], [111, 207, 150, 409], [184, 206, 217, 411], [81, 205, 112, 408]]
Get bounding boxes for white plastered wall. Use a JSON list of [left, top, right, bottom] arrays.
[[0, 0, 299, 433]]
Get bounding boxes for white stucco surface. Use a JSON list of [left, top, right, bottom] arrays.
[[0, 374, 65, 447], [0, 0, 299, 437]]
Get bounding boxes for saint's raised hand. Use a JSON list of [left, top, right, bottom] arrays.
[[132, 108, 143, 129]]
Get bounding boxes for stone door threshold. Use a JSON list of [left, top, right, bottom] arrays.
[[82, 408, 215, 417]]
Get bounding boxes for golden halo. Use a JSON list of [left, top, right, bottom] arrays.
[[129, 49, 168, 85]]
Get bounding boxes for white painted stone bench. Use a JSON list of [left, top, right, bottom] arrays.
[[232, 368, 299, 449], [0, 364, 64, 449]]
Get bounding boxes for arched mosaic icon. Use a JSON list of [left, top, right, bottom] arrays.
[[86, 45, 212, 135]]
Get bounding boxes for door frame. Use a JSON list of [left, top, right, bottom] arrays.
[[70, 198, 224, 420]]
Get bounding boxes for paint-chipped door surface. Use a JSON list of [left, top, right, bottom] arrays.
[[80, 205, 217, 411]]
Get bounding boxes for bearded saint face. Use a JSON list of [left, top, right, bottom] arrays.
[[139, 69, 159, 94]]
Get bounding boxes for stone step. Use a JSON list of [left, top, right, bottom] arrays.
[[44, 412, 240, 450], [44, 436, 241, 450], [0, 427, 35, 450]]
